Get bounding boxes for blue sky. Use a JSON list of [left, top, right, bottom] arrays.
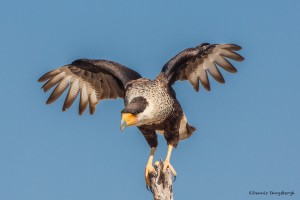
[[0, 0, 299, 199]]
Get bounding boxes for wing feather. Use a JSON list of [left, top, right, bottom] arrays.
[[46, 76, 71, 104], [38, 69, 61, 82], [42, 72, 66, 92], [214, 55, 237, 73], [63, 79, 80, 111], [199, 68, 210, 91], [220, 44, 242, 51], [206, 62, 225, 84], [89, 90, 98, 115], [188, 72, 199, 92], [219, 48, 244, 61], [162, 43, 244, 91], [39, 59, 142, 115], [79, 83, 89, 115], [100, 74, 111, 99]]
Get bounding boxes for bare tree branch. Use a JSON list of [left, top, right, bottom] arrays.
[[149, 160, 174, 200]]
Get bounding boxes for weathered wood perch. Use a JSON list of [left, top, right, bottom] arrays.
[[149, 160, 174, 200]]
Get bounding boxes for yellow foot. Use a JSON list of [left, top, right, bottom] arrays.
[[163, 161, 177, 181], [145, 164, 157, 187]]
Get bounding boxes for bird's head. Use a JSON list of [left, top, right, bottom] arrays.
[[120, 96, 149, 131]]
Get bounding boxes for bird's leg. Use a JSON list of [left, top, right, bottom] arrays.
[[163, 144, 177, 178], [145, 147, 157, 187]]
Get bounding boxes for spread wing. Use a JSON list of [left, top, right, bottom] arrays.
[[161, 43, 244, 91], [38, 59, 142, 115]]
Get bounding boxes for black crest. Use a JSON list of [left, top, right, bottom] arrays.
[[122, 96, 148, 115]]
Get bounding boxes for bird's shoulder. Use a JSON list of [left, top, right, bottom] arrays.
[[125, 78, 151, 90]]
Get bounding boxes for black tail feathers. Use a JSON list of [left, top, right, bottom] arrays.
[[186, 123, 196, 138]]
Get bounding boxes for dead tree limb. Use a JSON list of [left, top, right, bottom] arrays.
[[149, 160, 174, 200]]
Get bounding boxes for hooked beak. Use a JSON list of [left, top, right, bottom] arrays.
[[120, 119, 127, 132], [120, 113, 137, 132]]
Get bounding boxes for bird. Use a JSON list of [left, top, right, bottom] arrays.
[[38, 42, 244, 187]]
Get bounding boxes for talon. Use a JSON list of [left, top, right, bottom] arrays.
[[173, 175, 177, 182], [145, 164, 156, 188], [146, 185, 153, 193], [163, 161, 177, 177], [145, 147, 156, 188], [146, 185, 151, 193]]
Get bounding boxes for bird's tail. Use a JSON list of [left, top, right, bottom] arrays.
[[179, 114, 196, 140], [184, 123, 196, 139], [186, 123, 196, 137]]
